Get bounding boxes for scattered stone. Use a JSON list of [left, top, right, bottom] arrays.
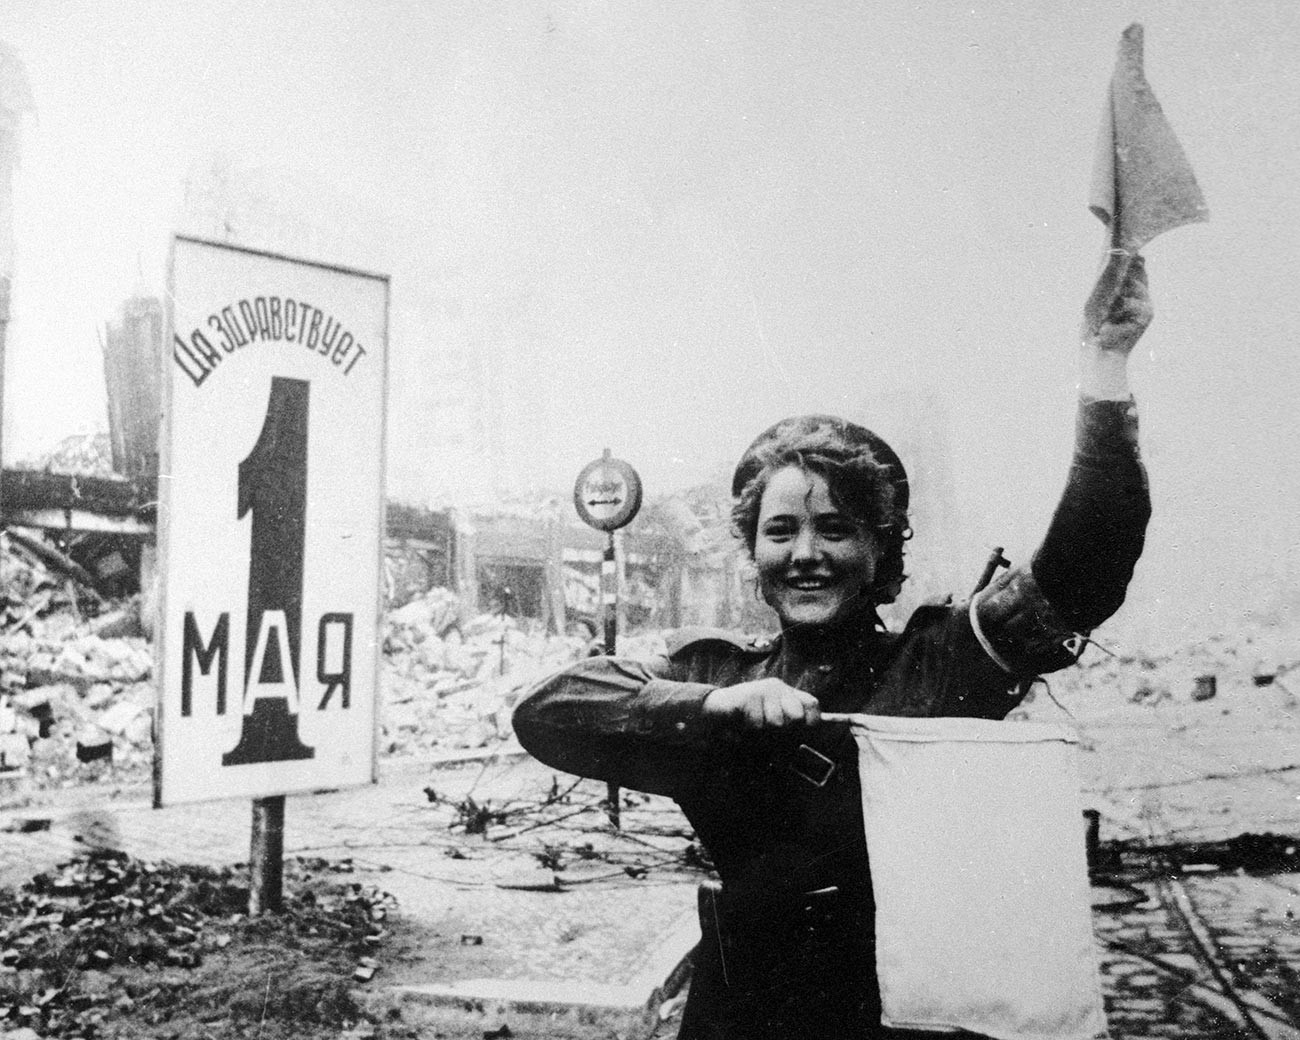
[[0, 849, 393, 1035], [0, 734, 30, 770], [1191, 675, 1217, 701], [96, 700, 145, 736], [89, 605, 144, 639], [493, 870, 563, 892], [5, 819, 49, 834], [74, 731, 113, 764]]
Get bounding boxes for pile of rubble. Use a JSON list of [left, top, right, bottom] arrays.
[[22, 433, 115, 478], [381, 588, 588, 754], [0, 848, 393, 1037], [380, 587, 669, 755], [0, 535, 154, 789], [1051, 612, 1299, 708]]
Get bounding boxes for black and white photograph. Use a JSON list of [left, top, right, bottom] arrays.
[[0, 3, 1296, 1038]]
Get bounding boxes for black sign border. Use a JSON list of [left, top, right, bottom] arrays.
[[573, 455, 643, 531]]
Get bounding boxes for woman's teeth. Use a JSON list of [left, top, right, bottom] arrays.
[[787, 577, 831, 590]]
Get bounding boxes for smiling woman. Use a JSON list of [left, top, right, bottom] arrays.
[[752, 465, 882, 629], [513, 237, 1157, 1040], [731, 413, 907, 622]]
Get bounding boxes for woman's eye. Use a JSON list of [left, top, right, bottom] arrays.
[[761, 523, 795, 540], [818, 520, 858, 541]]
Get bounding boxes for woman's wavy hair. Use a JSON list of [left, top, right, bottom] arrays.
[[730, 415, 912, 606]]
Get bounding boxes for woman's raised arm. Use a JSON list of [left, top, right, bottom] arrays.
[[972, 258, 1153, 673]]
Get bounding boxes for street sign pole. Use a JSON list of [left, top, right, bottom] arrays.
[[602, 531, 616, 656], [573, 448, 643, 832], [602, 529, 619, 828]]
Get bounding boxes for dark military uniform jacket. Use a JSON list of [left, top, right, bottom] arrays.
[[513, 399, 1149, 1039]]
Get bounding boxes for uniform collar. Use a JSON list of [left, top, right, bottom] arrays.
[[771, 601, 886, 671]]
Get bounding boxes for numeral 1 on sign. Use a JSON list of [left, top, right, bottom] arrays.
[[224, 376, 315, 766]]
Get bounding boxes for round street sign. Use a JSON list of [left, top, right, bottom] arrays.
[[573, 450, 642, 531]]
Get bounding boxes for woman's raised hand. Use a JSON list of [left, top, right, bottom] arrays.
[[1085, 253, 1153, 356], [1079, 254, 1153, 400], [703, 678, 822, 729]]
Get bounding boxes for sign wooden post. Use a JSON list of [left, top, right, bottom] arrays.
[[156, 238, 388, 914], [249, 794, 286, 914], [573, 449, 642, 829]]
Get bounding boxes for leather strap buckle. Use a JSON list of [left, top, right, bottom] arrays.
[[790, 743, 836, 788]]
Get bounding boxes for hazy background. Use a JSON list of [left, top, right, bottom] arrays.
[[4, 0, 1297, 647]]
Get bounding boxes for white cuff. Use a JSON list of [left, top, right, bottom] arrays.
[[969, 592, 1017, 675]]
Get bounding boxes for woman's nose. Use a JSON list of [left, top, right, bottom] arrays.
[[790, 527, 820, 562]]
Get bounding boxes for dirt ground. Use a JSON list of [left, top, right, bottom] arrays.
[[0, 843, 677, 1040], [0, 850, 387, 1039]]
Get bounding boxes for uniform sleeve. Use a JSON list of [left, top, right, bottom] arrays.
[[511, 654, 721, 798], [867, 604, 1027, 719], [973, 397, 1150, 676], [1032, 397, 1150, 629]]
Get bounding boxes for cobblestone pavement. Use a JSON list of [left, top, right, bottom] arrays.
[[1, 745, 1299, 1039], [1093, 864, 1300, 1039], [1079, 696, 1300, 1039]]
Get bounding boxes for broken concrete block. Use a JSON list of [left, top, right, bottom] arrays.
[[0, 733, 31, 769], [75, 731, 113, 763], [90, 607, 144, 640], [83, 683, 115, 709], [14, 684, 70, 714], [123, 708, 153, 746], [97, 700, 145, 736]]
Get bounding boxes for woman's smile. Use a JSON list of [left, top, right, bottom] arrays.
[[784, 574, 835, 593]]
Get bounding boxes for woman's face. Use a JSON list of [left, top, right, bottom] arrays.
[[754, 466, 881, 629]]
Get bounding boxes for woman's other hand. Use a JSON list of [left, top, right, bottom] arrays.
[[1080, 254, 1153, 399], [703, 679, 822, 730]]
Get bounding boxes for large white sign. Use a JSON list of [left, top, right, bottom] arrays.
[[156, 237, 388, 806]]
